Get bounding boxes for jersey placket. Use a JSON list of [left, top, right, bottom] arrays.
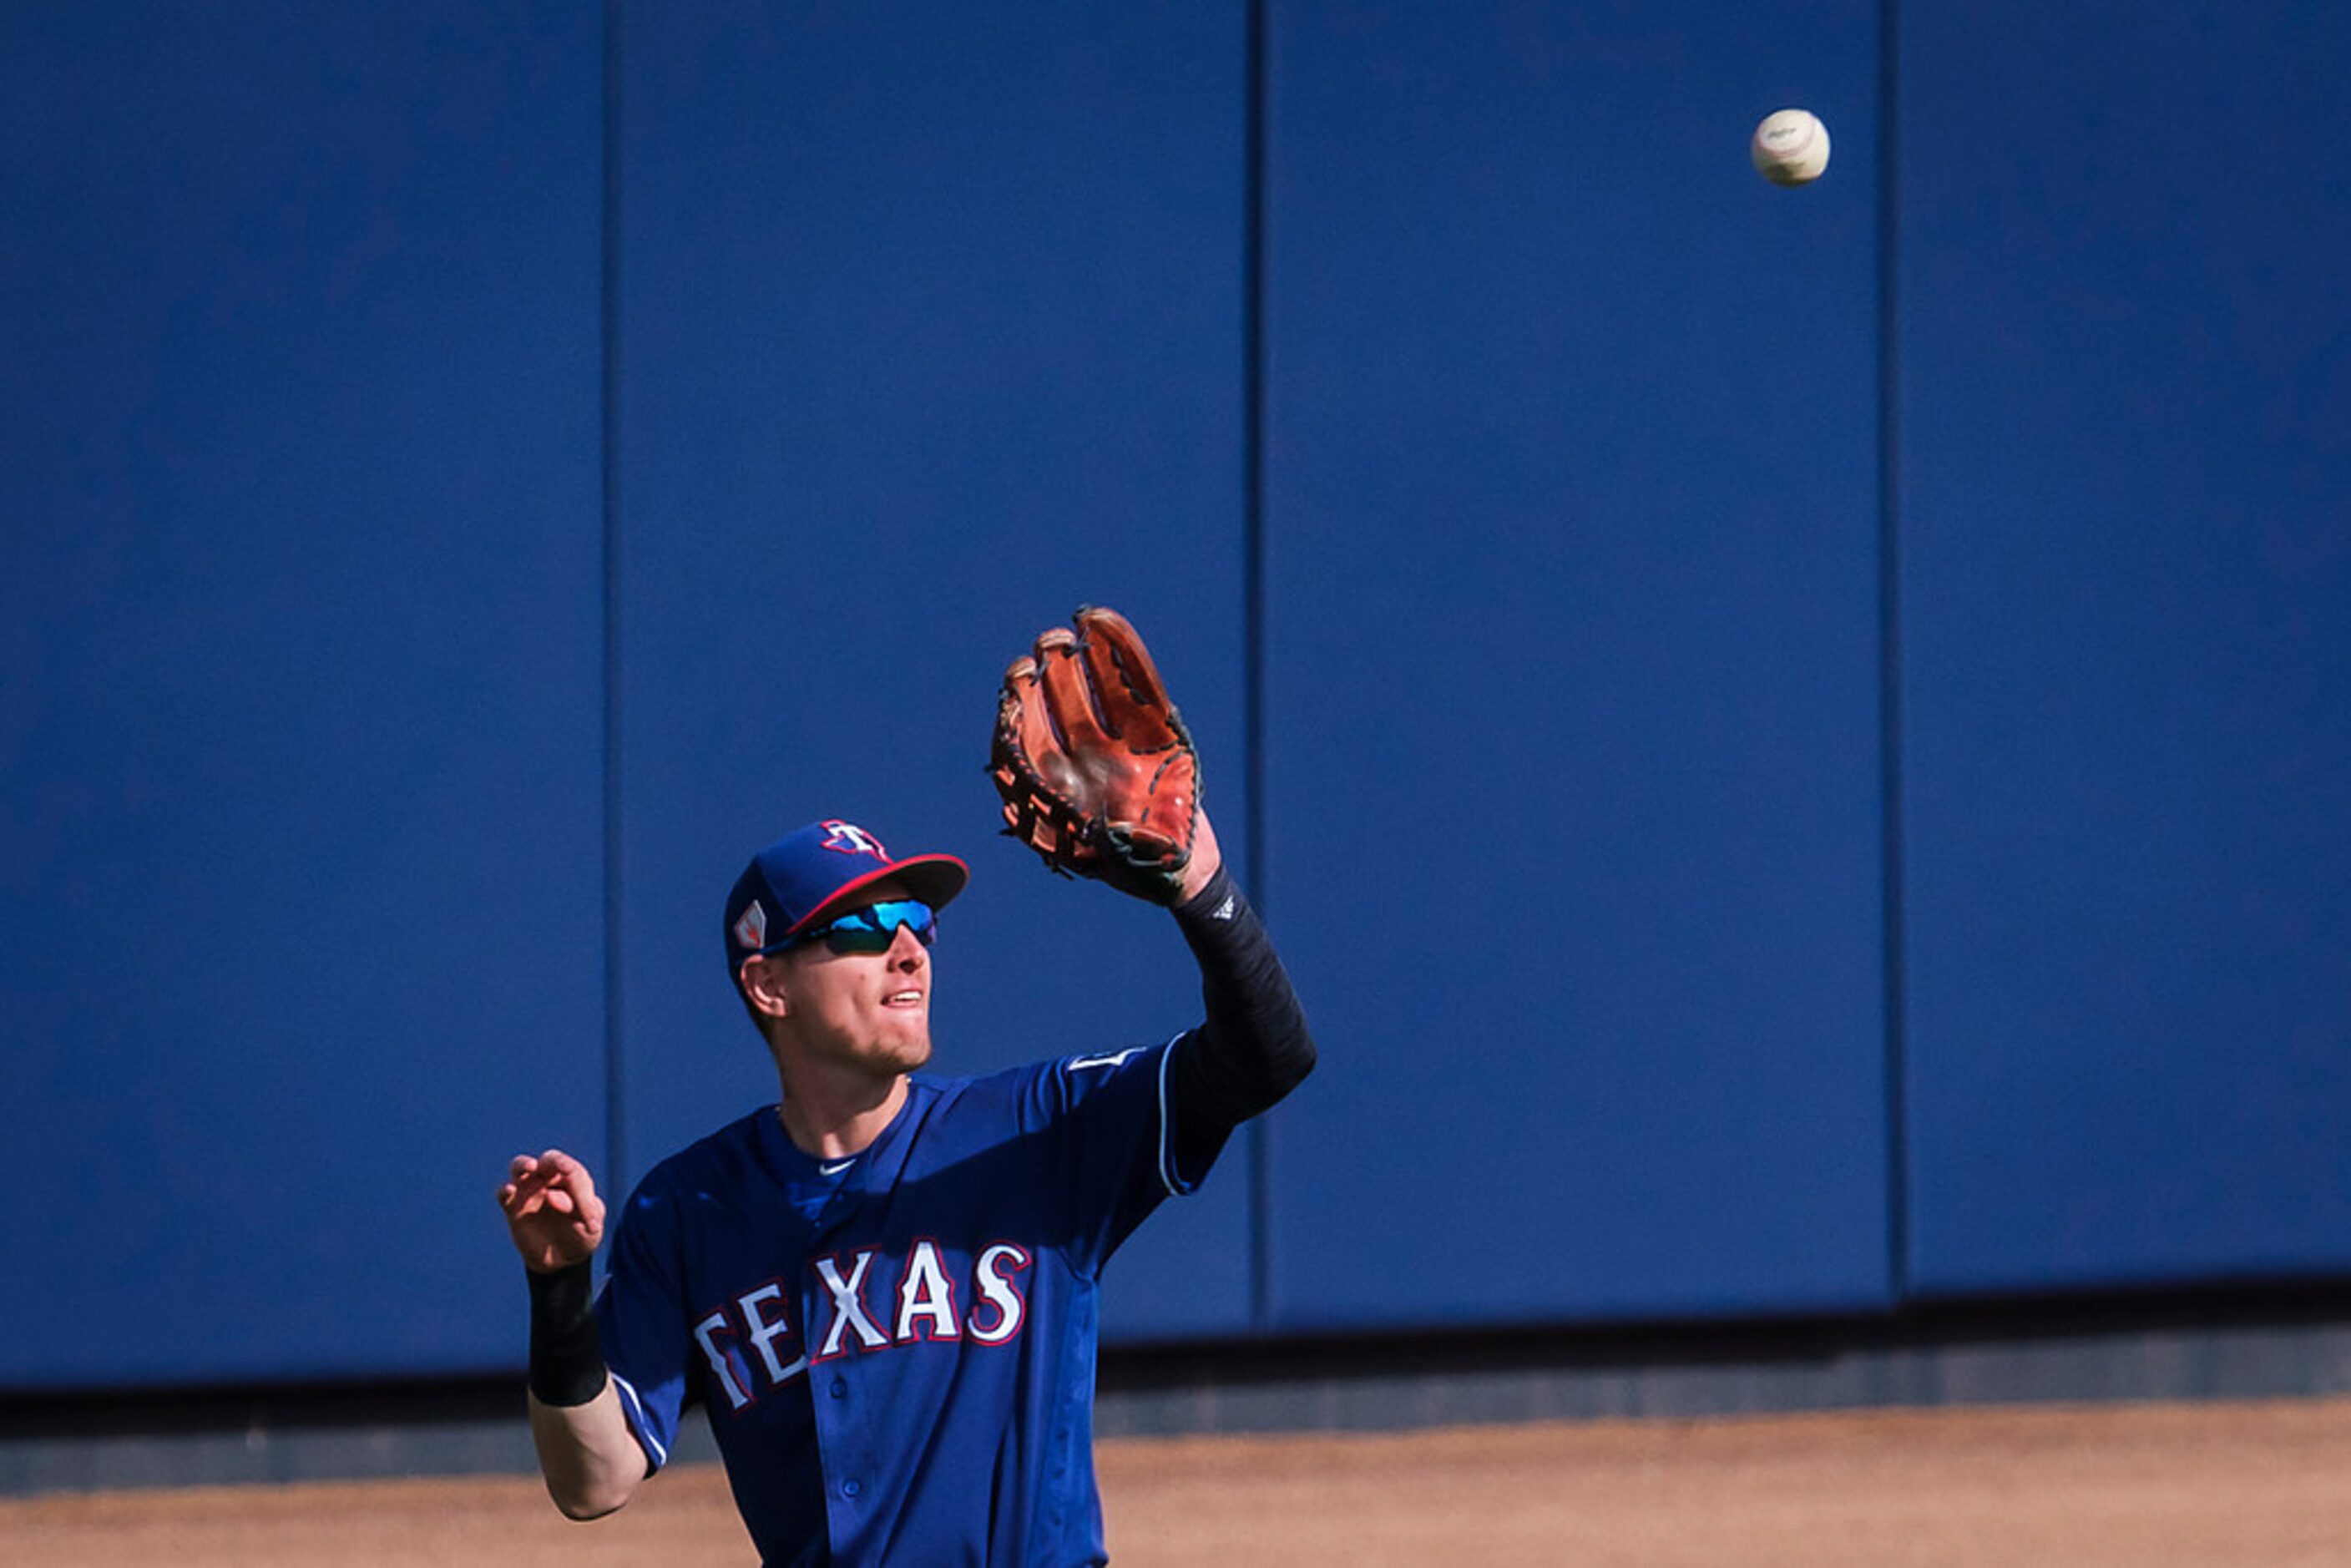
[[798, 1108, 909, 1551]]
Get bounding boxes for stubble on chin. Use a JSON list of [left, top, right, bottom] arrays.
[[877, 1023, 933, 1075]]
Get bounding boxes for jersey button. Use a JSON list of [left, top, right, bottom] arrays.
[[830, 1378, 847, 1399], [842, 1479, 862, 1499]]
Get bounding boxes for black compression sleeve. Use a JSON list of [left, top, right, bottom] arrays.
[[1167, 863, 1317, 1144], [526, 1260, 609, 1408]]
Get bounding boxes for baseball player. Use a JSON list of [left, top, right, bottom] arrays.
[[498, 609, 1315, 1565]]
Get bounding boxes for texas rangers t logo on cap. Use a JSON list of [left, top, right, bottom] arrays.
[[821, 822, 888, 860]]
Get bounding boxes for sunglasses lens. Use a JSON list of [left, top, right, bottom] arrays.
[[818, 899, 936, 954]]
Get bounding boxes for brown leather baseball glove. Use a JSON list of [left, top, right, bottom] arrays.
[[989, 606, 1201, 903]]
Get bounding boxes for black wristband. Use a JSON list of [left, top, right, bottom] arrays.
[[526, 1260, 609, 1408]]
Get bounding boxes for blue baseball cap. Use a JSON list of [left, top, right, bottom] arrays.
[[725, 819, 969, 979]]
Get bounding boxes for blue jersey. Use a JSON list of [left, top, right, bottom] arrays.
[[595, 1037, 1222, 1566]]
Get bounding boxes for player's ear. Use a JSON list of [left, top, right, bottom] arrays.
[[739, 954, 792, 1020]]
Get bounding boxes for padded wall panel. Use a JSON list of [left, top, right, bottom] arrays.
[[612, 3, 1253, 1340], [0, 3, 605, 1386], [1261, 1, 1892, 1328], [1899, 3, 2351, 1294]]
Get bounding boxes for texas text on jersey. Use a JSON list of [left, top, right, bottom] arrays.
[[598, 1040, 1216, 1564]]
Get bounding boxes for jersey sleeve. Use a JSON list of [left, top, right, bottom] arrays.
[[1043, 1036, 1235, 1271], [593, 1179, 696, 1474]]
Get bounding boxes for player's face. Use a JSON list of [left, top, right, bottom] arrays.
[[772, 879, 935, 1077]]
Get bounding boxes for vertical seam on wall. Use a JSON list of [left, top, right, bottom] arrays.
[[1878, 0, 1909, 1306], [1242, 0, 1273, 1337], [601, 0, 628, 1205]]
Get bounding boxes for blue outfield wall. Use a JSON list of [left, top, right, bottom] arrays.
[[0, 3, 608, 1387], [1256, 0, 1893, 1329], [606, 1, 1258, 1344], [1896, 1, 2351, 1296], [3, 0, 2348, 1393]]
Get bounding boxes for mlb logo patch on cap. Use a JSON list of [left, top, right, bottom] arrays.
[[731, 902, 768, 955]]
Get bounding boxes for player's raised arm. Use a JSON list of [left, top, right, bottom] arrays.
[[1163, 810, 1316, 1154], [497, 1151, 648, 1519], [988, 608, 1315, 1147]]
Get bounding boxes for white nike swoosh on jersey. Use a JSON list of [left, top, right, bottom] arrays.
[[1068, 1048, 1145, 1072], [819, 1158, 856, 1176]]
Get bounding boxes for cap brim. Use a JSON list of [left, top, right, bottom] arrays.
[[786, 853, 970, 939]]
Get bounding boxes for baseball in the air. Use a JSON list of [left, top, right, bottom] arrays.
[[1752, 108, 1831, 186]]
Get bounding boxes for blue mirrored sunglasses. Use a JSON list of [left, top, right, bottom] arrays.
[[779, 898, 937, 956]]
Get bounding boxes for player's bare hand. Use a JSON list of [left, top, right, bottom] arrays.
[[498, 1149, 607, 1273]]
